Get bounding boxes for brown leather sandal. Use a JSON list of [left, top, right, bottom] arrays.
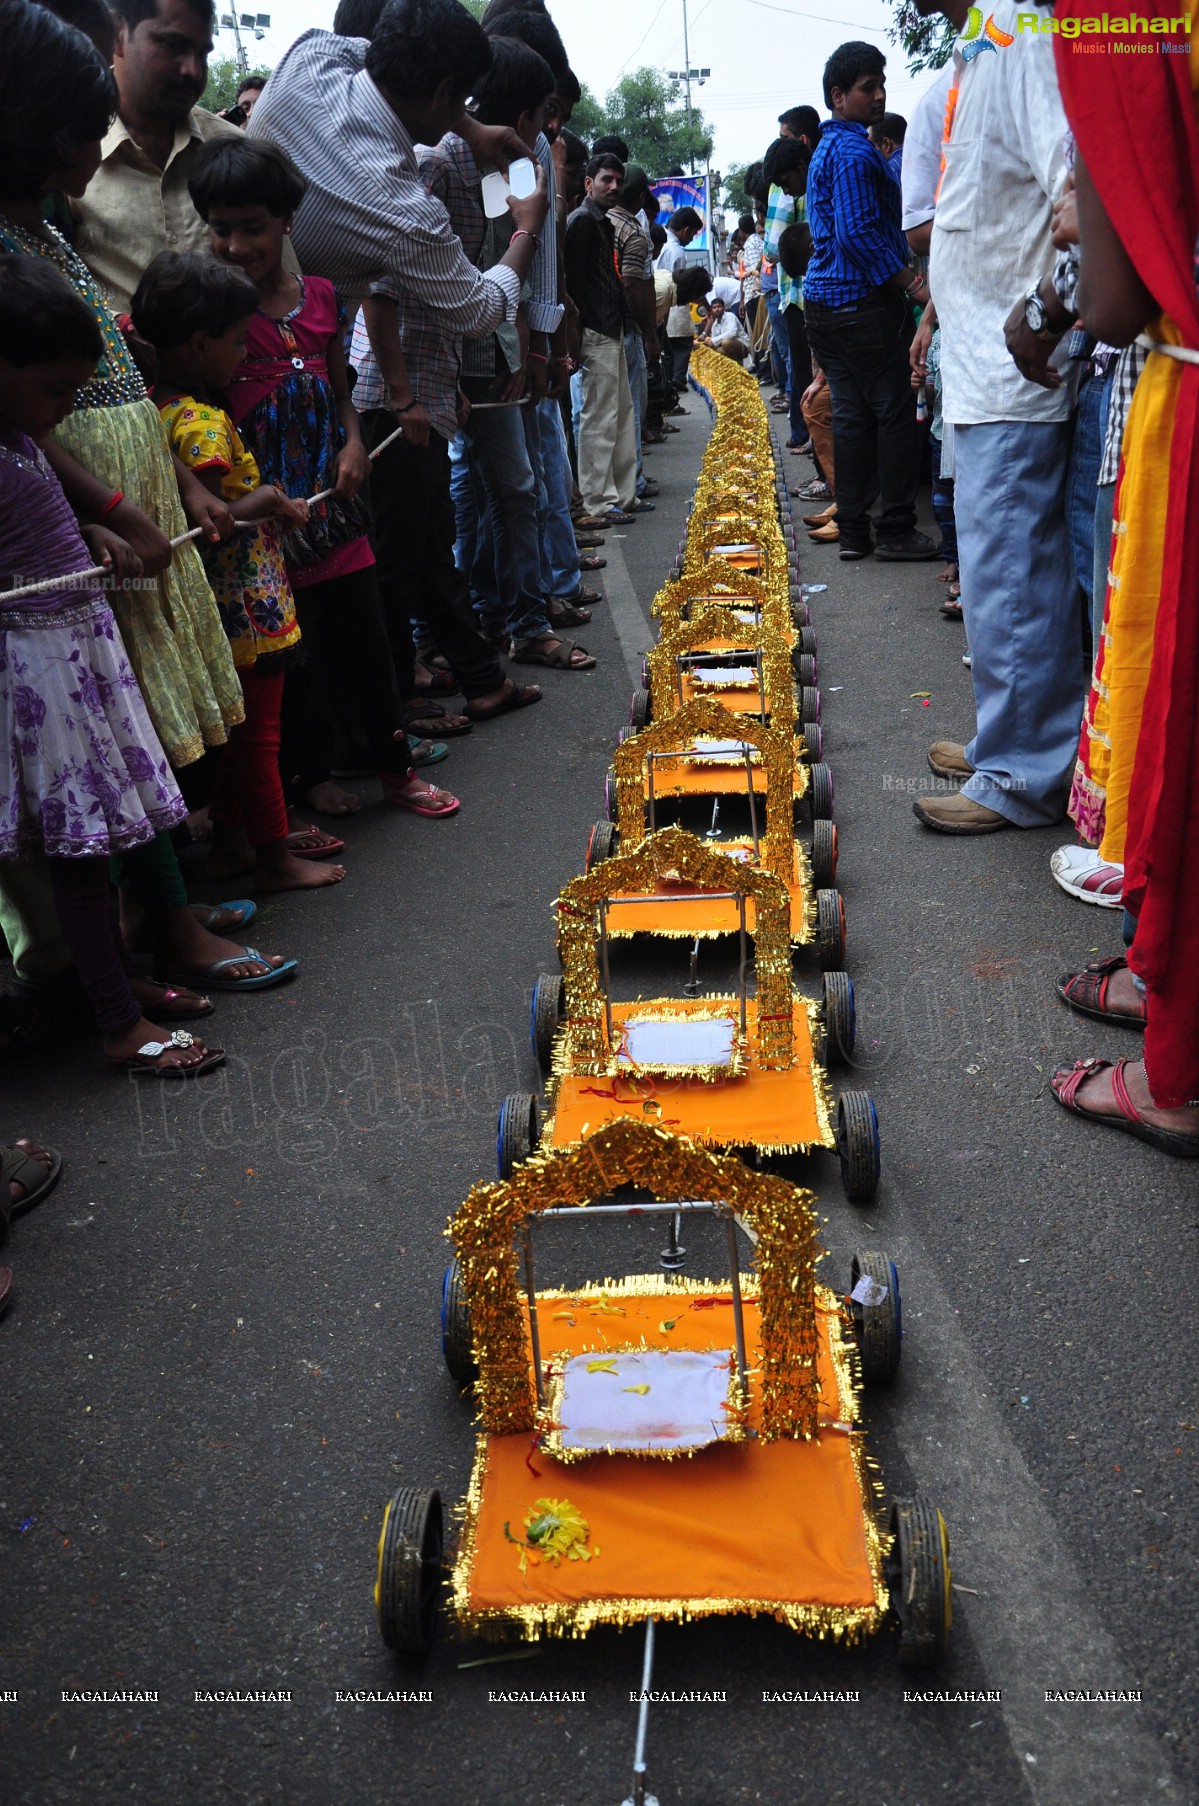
[[1054, 955, 1146, 1029]]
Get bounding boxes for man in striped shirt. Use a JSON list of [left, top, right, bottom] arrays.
[[802, 41, 937, 563], [250, 2, 550, 724]]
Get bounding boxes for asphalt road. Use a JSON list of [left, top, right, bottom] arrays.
[[1, 394, 1195, 1806]]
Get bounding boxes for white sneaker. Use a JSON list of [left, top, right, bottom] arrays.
[[1050, 844, 1124, 908]]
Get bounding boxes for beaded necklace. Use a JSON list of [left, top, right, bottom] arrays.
[[0, 212, 146, 411]]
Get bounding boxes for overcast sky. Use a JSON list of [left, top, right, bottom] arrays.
[[224, 0, 944, 174]]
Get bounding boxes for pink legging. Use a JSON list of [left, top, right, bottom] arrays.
[[47, 855, 141, 1039], [211, 656, 289, 847]]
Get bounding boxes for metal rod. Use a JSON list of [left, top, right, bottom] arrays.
[[598, 902, 614, 1048], [538, 1199, 732, 1220], [630, 1616, 657, 1806], [646, 747, 658, 834], [684, 937, 702, 997], [659, 1209, 686, 1272], [707, 796, 721, 839], [736, 894, 748, 1035], [756, 649, 767, 721], [743, 745, 761, 858], [606, 889, 746, 908], [725, 1214, 749, 1396], [522, 1224, 545, 1406]]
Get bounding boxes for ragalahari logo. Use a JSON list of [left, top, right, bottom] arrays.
[[960, 7, 1016, 59]]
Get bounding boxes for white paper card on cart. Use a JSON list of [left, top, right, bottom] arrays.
[[618, 1016, 737, 1070], [694, 666, 757, 687], [556, 1348, 737, 1452]]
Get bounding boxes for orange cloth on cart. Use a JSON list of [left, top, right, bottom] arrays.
[[549, 999, 831, 1151], [461, 1293, 879, 1621]]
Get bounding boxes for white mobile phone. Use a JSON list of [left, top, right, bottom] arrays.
[[480, 169, 510, 219], [507, 156, 537, 200]]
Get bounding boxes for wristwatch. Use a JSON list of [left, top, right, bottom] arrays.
[[1023, 286, 1063, 340]]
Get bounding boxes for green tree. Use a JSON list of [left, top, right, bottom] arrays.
[[201, 56, 272, 114], [888, 2, 957, 73], [721, 162, 754, 217], [569, 81, 609, 150], [602, 68, 714, 176]]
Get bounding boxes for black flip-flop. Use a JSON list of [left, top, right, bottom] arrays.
[[3, 1142, 63, 1222], [465, 681, 543, 720]]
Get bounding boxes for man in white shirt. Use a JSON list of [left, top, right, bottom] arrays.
[[655, 205, 703, 272], [700, 298, 750, 361], [914, 0, 1085, 835]]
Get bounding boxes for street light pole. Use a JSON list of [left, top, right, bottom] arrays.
[[681, 0, 694, 175]]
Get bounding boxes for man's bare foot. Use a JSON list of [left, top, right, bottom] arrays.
[[1059, 1058, 1199, 1136], [937, 563, 959, 585], [186, 805, 212, 841], [152, 906, 289, 984], [129, 977, 213, 1020], [255, 841, 348, 891], [104, 1016, 222, 1072], [301, 780, 361, 817]]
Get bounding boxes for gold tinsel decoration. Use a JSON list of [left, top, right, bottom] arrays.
[[648, 606, 797, 738], [445, 1118, 822, 1439], [555, 823, 795, 1073], [613, 695, 796, 883]]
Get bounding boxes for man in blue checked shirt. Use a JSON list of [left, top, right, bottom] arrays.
[[802, 41, 938, 562]]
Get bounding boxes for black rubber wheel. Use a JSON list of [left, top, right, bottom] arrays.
[[530, 972, 565, 1073], [815, 888, 846, 972], [794, 651, 818, 688], [797, 626, 817, 658], [440, 1258, 477, 1386], [822, 970, 856, 1064], [811, 818, 838, 889], [789, 584, 809, 624], [848, 1249, 900, 1381], [585, 819, 617, 871], [630, 686, 651, 729], [603, 767, 617, 823], [375, 1485, 443, 1653], [800, 684, 821, 726], [837, 1089, 880, 1202], [803, 720, 823, 764], [885, 1498, 952, 1667], [809, 761, 834, 822], [497, 1092, 540, 1180]]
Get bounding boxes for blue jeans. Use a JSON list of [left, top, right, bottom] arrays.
[[1065, 364, 1111, 608], [459, 394, 551, 644], [765, 289, 789, 392], [624, 329, 648, 496], [535, 397, 582, 599], [929, 433, 957, 565], [1092, 479, 1116, 653], [954, 418, 1087, 825]]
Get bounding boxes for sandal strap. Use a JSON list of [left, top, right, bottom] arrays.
[[1059, 955, 1128, 1016], [1108, 1058, 1142, 1125], [1054, 1057, 1107, 1108]]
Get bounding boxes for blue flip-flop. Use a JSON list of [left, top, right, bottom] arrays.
[[164, 946, 298, 993], [191, 898, 257, 933]]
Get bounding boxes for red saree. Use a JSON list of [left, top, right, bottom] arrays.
[[1056, 10, 1199, 1106]]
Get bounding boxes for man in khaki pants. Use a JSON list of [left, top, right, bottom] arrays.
[[564, 153, 638, 528]]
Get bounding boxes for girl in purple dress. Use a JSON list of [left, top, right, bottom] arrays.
[[0, 256, 222, 1077]]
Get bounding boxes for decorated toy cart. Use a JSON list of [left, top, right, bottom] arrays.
[[504, 823, 879, 1203], [374, 1121, 951, 1805], [587, 697, 842, 961], [631, 603, 821, 749]]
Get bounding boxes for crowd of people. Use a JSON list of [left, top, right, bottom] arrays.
[[716, 4, 1199, 1161], [0, 0, 1197, 1305]]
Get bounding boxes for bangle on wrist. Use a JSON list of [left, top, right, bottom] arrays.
[[527, 350, 547, 363], [99, 489, 124, 521], [394, 399, 419, 415], [510, 228, 539, 250]]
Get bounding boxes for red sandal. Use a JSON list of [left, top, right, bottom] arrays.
[[1054, 955, 1145, 1029], [1050, 1058, 1199, 1158]]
